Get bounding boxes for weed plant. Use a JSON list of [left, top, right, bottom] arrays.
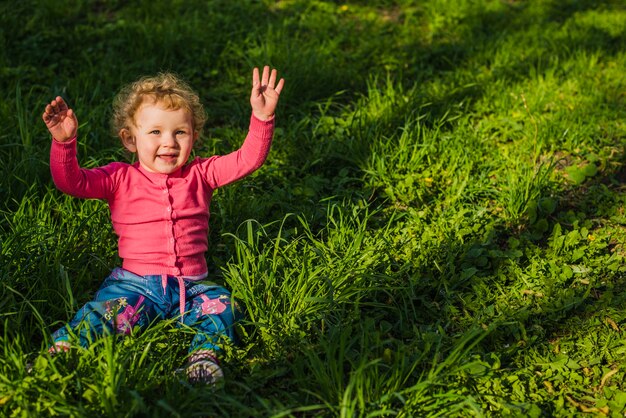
[[1, 0, 626, 416]]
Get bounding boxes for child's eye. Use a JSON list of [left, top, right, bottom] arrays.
[[150, 130, 160, 135], [176, 130, 186, 135]]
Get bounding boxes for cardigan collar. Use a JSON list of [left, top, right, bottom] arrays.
[[135, 161, 186, 180]]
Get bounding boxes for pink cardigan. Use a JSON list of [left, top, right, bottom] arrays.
[[50, 114, 274, 278]]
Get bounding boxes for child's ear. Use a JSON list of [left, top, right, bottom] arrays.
[[119, 128, 136, 152], [193, 131, 199, 143]]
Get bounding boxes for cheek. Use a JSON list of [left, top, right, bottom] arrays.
[[182, 141, 194, 155], [136, 143, 156, 158]]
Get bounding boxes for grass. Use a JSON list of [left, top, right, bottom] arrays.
[[1, 0, 626, 416]]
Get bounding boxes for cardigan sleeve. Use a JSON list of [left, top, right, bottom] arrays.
[[50, 137, 117, 200], [202, 114, 275, 189]]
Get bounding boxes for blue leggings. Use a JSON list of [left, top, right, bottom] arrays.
[[52, 268, 241, 354]]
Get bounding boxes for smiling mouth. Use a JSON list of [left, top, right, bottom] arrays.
[[158, 154, 179, 161]]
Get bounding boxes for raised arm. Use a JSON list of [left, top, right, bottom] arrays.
[[203, 66, 284, 188], [44, 96, 115, 199]]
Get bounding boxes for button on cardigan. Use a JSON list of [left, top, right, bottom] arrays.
[[50, 114, 275, 277]]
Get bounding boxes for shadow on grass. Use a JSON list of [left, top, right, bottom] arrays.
[[236, 0, 626, 223]]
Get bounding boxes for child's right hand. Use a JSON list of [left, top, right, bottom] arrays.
[[42, 96, 78, 142]]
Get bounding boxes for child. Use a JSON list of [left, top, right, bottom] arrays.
[[42, 66, 284, 385]]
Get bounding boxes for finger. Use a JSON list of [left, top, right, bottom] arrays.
[[45, 103, 57, 118], [43, 109, 57, 126], [268, 69, 277, 89], [261, 65, 270, 86], [251, 68, 261, 100], [50, 96, 67, 114], [51, 98, 62, 114], [56, 96, 68, 112], [252, 67, 260, 87], [274, 78, 285, 95]]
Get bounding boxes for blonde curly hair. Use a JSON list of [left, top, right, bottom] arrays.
[[111, 72, 207, 138]]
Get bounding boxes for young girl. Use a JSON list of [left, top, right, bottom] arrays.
[[42, 66, 284, 385]]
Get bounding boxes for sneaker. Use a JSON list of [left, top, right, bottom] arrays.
[[186, 351, 224, 386], [187, 358, 224, 385]]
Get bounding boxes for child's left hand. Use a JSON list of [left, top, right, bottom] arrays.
[[250, 66, 285, 121]]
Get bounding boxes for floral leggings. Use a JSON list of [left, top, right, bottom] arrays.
[[52, 267, 241, 354]]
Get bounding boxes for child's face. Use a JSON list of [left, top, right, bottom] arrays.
[[120, 101, 198, 174]]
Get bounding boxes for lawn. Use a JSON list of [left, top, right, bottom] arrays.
[[1, 0, 626, 416]]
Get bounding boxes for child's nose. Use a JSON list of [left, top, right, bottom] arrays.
[[163, 133, 177, 146]]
